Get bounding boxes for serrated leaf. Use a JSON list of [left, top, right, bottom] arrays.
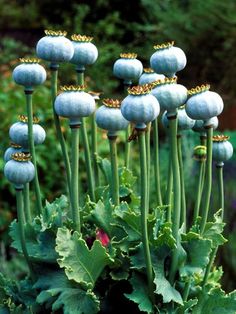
[[34, 270, 99, 314], [90, 199, 115, 235], [119, 167, 137, 188], [153, 258, 183, 305], [55, 228, 113, 289], [180, 234, 212, 277], [176, 298, 198, 314], [97, 157, 111, 184], [154, 222, 176, 249], [125, 273, 153, 313], [192, 288, 236, 314]]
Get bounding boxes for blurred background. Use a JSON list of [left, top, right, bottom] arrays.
[[0, 0, 236, 291]]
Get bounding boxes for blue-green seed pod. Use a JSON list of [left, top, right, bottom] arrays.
[[12, 59, 46, 91], [4, 143, 22, 163], [121, 85, 160, 129], [36, 30, 74, 64], [212, 135, 233, 166], [162, 106, 194, 131], [9, 116, 46, 149], [54, 86, 95, 126], [151, 77, 187, 115], [150, 41, 186, 78], [95, 99, 129, 136], [139, 68, 165, 85], [70, 35, 98, 71], [186, 85, 224, 120], [113, 53, 143, 85], [193, 117, 218, 133], [4, 153, 35, 189]]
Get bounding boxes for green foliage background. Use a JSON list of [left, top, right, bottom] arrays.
[[0, 0, 236, 292]]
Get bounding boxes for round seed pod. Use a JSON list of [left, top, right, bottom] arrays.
[[4, 143, 22, 163], [121, 85, 160, 129], [13, 59, 46, 91], [9, 116, 46, 149], [70, 35, 98, 71], [139, 68, 165, 85], [113, 53, 143, 85], [36, 30, 74, 64], [150, 41, 187, 78], [54, 86, 95, 126], [212, 135, 233, 166], [162, 106, 194, 131], [193, 145, 207, 162], [186, 85, 224, 121], [193, 117, 218, 133], [151, 77, 187, 115], [4, 153, 35, 189], [95, 99, 129, 136]]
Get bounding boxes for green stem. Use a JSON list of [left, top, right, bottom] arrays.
[[71, 126, 80, 232], [216, 164, 224, 218], [50, 66, 71, 200], [108, 135, 119, 206], [25, 92, 42, 215], [202, 247, 217, 287], [16, 189, 35, 280], [77, 71, 95, 202], [145, 123, 151, 211], [177, 135, 186, 232], [200, 127, 213, 235], [183, 280, 191, 301], [153, 118, 163, 206], [137, 128, 154, 303], [200, 135, 207, 194], [193, 161, 204, 223], [91, 112, 100, 188], [125, 124, 131, 168], [23, 183, 31, 222], [166, 153, 173, 223], [168, 113, 181, 284]]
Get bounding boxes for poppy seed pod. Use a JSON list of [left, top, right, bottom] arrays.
[[54, 86, 96, 126], [113, 53, 143, 85], [212, 135, 233, 166], [9, 115, 46, 149], [150, 41, 187, 78], [70, 35, 98, 71], [121, 85, 160, 129], [4, 153, 35, 189], [193, 117, 219, 133], [36, 30, 74, 64], [186, 85, 224, 121], [95, 99, 129, 136], [139, 68, 165, 85], [13, 59, 46, 91], [4, 143, 22, 163], [162, 106, 195, 131], [151, 77, 187, 115]]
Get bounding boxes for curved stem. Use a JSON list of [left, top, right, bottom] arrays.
[[77, 71, 95, 202], [177, 135, 186, 232], [145, 123, 151, 211], [168, 114, 181, 284], [108, 135, 119, 206], [91, 112, 100, 188], [23, 183, 31, 222], [137, 129, 154, 302], [16, 189, 35, 280], [71, 126, 80, 233], [193, 161, 204, 223], [51, 67, 71, 200], [25, 92, 42, 215], [200, 127, 213, 235], [153, 118, 163, 206]]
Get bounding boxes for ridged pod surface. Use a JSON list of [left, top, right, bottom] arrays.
[[151, 78, 187, 115], [4, 153, 35, 189], [139, 68, 165, 85], [36, 30, 74, 63], [162, 106, 194, 131], [186, 85, 224, 120], [150, 42, 186, 78], [95, 99, 129, 136], [113, 53, 143, 85], [212, 135, 233, 165], [4, 145, 22, 162], [54, 86, 95, 126], [193, 117, 218, 133], [121, 85, 160, 129], [70, 35, 98, 71]]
